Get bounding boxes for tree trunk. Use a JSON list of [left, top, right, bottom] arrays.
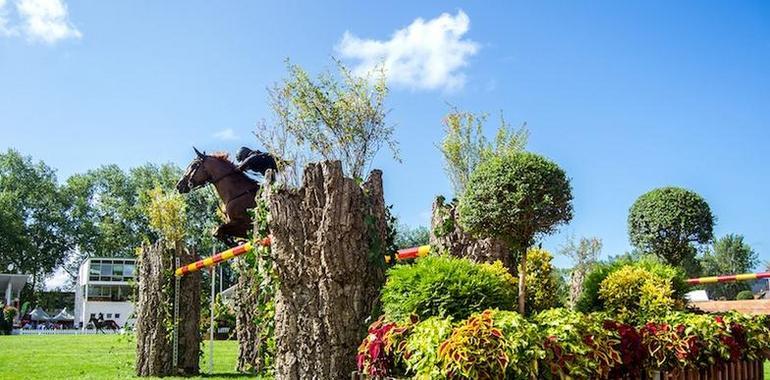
[[429, 196, 514, 274], [135, 241, 201, 377], [135, 241, 172, 377], [176, 245, 201, 376], [234, 266, 263, 373], [265, 161, 387, 380]]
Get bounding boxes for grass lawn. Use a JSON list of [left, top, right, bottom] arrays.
[[0, 334, 265, 379]]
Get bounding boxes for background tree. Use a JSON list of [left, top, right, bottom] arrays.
[[394, 223, 430, 249], [700, 234, 758, 300], [458, 152, 573, 313], [258, 59, 399, 181], [560, 236, 602, 308], [439, 107, 528, 195], [627, 186, 714, 273], [64, 162, 220, 284], [0, 149, 73, 294]]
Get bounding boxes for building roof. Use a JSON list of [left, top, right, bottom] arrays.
[[0, 274, 30, 293]]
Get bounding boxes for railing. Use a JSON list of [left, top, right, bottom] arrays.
[[17, 329, 121, 335]]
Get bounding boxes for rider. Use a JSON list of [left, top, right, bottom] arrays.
[[235, 147, 278, 177]]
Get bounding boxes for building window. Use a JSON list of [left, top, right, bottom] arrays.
[[115, 313, 120, 319], [106, 313, 112, 318], [89, 262, 101, 281]]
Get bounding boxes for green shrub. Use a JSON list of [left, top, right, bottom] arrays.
[[598, 260, 686, 324], [403, 317, 454, 379], [438, 310, 542, 379], [736, 290, 754, 300], [575, 257, 633, 313], [522, 247, 560, 314], [381, 255, 517, 321]]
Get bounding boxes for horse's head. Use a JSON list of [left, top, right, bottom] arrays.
[[176, 147, 213, 193]]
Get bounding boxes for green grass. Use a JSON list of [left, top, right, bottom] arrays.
[[766, 360, 769, 378], [0, 334, 264, 379]]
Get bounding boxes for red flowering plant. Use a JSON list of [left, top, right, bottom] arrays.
[[438, 309, 543, 379], [639, 321, 698, 370], [356, 316, 413, 377], [719, 312, 770, 361], [533, 309, 621, 379], [602, 319, 647, 379]]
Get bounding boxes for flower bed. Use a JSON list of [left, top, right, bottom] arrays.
[[356, 309, 770, 379]]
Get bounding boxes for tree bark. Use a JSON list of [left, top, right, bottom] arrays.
[[265, 161, 387, 380], [234, 266, 263, 373], [135, 241, 201, 377], [176, 245, 201, 376], [135, 241, 172, 377], [429, 196, 514, 274]]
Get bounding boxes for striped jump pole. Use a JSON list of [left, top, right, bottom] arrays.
[[686, 272, 770, 285], [385, 245, 431, 264], [174, 237, 271, 277]]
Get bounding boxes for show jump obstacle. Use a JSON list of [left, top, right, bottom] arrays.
[[174, 238, 271, 277], [686, 272, 770, 285]]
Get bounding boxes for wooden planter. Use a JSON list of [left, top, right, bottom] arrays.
[[658, 360, 765, 380], [353, 360, 765, 379]]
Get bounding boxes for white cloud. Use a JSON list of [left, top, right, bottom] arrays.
[[16, 0, 81, 43], [0, 0, 81, 43], [45, 267, 71, 290], [337, 10, 480, 92], [213, 128, 239, 141]]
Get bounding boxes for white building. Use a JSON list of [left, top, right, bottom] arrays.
[[74, 258, 136, 329]]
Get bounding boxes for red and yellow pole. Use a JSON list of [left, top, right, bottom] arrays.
[[686, 272, 770, 285], [175, 237, 271, 277]]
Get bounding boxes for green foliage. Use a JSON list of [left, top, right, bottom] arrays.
[[575, 258, 632, 313], [736, 290, 754, 300], [438, 310, 542, 379], [403, 317, 454, 379], [0, 149, 72, 287], [522, 247, 560, 314], [598, 259, 687, 324], [381, 256, 517, 321], [439, 107, 528, 195], [458, 152, 573, 251], [144, 186, 187, 246], [627, 187, 714, 269], [266, 59, 398, 180], [700, 234, 759, 300]]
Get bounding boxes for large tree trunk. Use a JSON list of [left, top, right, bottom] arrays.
[[135, 241, 201, 377], [265, 161, 387, 380], [429, 196, 514, 273], [234, 266, 264, 373], [176, 245, 201, 376]]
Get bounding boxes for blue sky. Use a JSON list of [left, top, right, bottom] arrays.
[[1, 1, 769, 270]]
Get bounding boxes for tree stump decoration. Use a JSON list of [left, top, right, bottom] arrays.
[[234, 264, 265, 373], [135, 241, 201, 377], [430, 196, 514, 274], [265, 161, 387, 380]]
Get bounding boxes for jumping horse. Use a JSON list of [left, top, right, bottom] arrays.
[[176, 147, 266, 246], [88, 316, 120, 333]]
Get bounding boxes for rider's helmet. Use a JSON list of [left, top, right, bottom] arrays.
[[236, 146, 253, 162]]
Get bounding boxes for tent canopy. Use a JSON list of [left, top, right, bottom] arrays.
[[29, 306, 50, 321], [51, 307, 74, 321]]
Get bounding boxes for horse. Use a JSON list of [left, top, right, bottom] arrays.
[[176, 147, 263, 246], [89, 316, 120, 333]]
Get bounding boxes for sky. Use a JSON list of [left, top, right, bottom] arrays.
[[1, 0, 769, 275]]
